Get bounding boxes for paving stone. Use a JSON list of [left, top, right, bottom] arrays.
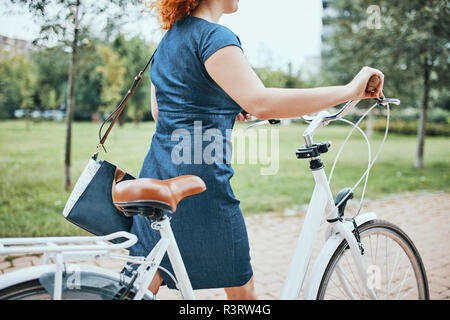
[[0, 261, 11, 270]]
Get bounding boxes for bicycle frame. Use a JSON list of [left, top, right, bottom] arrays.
[[279, 165, 377, 299], [132, 218, 195, 300]]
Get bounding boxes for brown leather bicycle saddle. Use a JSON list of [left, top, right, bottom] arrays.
[[112, 167, 206, 215]]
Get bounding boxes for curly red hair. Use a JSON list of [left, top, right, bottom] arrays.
[[147, 0, 202, 30]]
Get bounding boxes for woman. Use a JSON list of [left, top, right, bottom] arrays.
[[130, 0, 384, 300]]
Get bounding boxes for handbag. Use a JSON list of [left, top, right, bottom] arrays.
[[62, 49, 157, 237]]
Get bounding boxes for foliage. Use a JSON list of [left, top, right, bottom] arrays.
[[321, 0, 449, 169], [111, 33, 156, 124], [254, 62, 305, 89], [0, 50, 26, 119], [322, 0, 449, 108], [30, 47, 69, 110], [95, 44, 126, 113], [372, 120, 450, 137], [0, 35, 157, 122]]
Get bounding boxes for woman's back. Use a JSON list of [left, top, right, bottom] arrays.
[[150, 15, 244, 115]]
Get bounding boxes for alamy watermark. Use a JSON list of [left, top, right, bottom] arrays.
[[66, 265, 81, 290], [141, 0, 152, 13], [366, 264, 382, 290], [366, 5, 382, 29], [170, 121, 279, 176]]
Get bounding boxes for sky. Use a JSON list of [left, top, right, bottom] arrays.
[[0, 0, 324, 76]]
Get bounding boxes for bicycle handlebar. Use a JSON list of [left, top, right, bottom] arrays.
[[301, 95, 400, 146]]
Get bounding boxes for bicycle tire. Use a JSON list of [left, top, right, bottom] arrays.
[[317, 219, 429, 300], [0, 278, 140, 300]]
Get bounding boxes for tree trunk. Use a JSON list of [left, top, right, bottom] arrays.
[[415, 58, 430, 170], [64, 1, 80, 192], [25, 108, 30, 132]]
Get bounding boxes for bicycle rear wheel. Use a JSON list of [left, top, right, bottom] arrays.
[[0, 279, 138, 300], [0, 267, 156, 300], [317, 219, 429, 300]]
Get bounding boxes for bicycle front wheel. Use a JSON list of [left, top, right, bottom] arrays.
[[317, 219, 429, 300]]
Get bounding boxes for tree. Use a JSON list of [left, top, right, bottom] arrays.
[[11, 0, 142, 191], [0, 50, 39, 128], [30, 46, 69, 111], [322, 0, 449, 169], [18, 54, 37, 131], [95, 45, 126, 115], [0, 50, 24, 119], [254, 63, 304, 89], [111, 33, 156, 125]]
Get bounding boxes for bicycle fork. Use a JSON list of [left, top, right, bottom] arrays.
[[333, 220, 377, 299]]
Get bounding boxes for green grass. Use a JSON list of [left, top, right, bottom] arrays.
[[0, 120, 448, 237]]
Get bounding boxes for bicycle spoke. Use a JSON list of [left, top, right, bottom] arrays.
[[374, 234, 379, 268], [335, 264, 360, 299], [329, 277, 349, 299], [386, 243, 403, 299], [395, 264, 412, 300], [385, 235, 389, 298], [369, 234, 375, 266], [399, 286, 415, 300], [343, 253, 365, 299], [325, 289, 345, 300]]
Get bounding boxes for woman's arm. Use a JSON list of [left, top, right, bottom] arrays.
[[204, 45, 384, 120], [151, 82, 158, 122]]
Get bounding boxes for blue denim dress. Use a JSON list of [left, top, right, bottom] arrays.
[[128, 16, 253, 290]]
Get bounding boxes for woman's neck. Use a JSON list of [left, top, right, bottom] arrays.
[[190, 0, 223, 24]]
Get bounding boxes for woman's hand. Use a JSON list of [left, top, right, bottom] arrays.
[[235, 111, 252, 122], [346, 66, 384, 100]]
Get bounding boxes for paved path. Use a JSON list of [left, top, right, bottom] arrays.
[[1, 192, 449, 300]]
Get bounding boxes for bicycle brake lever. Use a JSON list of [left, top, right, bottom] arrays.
[[246, 119, 280, 131], [375, 97, 401, 106], [375, 91, 401, 106], [302, 115, 315, 123], [246, 120, 269, 130]]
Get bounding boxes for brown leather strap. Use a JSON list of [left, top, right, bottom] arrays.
[[97, 48, 157, 153]]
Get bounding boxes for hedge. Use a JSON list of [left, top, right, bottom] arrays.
[[372, 120, 450, 137]]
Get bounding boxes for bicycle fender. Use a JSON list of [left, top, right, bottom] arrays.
[[0, 264, 154, 300]]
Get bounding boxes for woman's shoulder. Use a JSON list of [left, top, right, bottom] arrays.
[[204, 23, 241, 45], [174, 16, 240, 43], [158, 16, 242, 63]]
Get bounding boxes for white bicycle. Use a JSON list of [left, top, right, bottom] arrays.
[[0, 95, 429, 300]]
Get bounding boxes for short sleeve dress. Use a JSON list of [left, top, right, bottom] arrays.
[[128, 15, 253, 290]]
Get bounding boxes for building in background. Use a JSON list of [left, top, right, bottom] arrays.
[[0, 34, 32, 55]]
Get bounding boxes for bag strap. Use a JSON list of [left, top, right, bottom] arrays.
[[95, 48, 157, 154]]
